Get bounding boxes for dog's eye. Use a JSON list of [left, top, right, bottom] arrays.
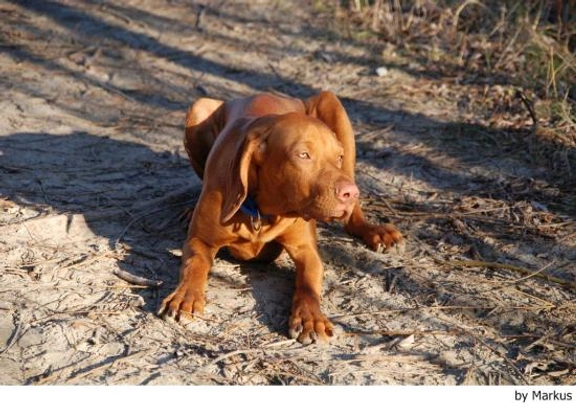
[[298, 151, 311, 160], [337, 155, 344, 167]]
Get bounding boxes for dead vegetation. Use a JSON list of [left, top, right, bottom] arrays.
[[0, 0, 575, 386], [334, 1, 576, 165]]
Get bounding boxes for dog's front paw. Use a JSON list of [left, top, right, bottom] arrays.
[[157, 284, 205, 323], [361, 223, 405, 254], [289, 297, 334, 344]]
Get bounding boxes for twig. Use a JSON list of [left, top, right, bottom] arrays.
[[557, 230, 576, 242], [466, 330, 530, 384], [0, 283, 150, 294], [516, 89, 538, 130], [330, 304, 541, 320], [38, 350, 149, 385], [0, 314, 23, 355], [513, 288, 556, 308], [198, 340, 299, 373], [380, 197, 399, 217], [495, 261, 555, 285], [344, 328, 453, 338], [105, 6, 133, 25], [202, 349, 257, 370], [33, 170, 51, 205], [261, 369, 323, 385], [452, 0, 488, 34], [433, 313, 530, 384], [114, 207, 175, 248], [435, 259, 575, 289], [112, 268, 163, 288], [501, 334, 576, 349], [195, 5, 206, 29]]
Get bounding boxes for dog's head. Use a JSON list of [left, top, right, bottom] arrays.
[[213, 112, 359, 224]]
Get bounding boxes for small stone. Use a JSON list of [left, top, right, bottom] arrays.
[[375, 67, 389, 77]]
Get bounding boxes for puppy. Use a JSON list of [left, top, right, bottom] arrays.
[[158, 91, 404, 343]]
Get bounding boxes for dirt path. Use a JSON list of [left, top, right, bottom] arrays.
[[1, 0, 575, 385]]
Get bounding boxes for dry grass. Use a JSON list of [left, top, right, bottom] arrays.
[[328, 0, 575, 143]]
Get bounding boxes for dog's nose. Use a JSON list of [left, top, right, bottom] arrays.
[[336, 182, 359, 202]]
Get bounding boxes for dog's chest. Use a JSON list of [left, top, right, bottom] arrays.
[[232, 216, 296, 243]]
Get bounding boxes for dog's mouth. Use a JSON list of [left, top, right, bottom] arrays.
[[328, 209, 352, 222], [296, 198, 355, 222], [296, 209, 348, 222], [310, 205, 353, 223]]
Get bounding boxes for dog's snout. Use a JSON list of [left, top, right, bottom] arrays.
[[335, 182, 359, 202]]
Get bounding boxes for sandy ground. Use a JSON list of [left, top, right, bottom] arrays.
[[1, 0, 575, 385]]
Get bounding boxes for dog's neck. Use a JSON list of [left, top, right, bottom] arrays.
[[240, 195, 272, 232], [239, 196, 261, 218]]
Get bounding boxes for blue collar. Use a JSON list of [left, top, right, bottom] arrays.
[[240, 196, 268, 232], [239, 196, 262, 219]]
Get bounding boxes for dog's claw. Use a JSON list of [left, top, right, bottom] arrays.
[[361, 223, 405, 255], [158, 285, 205, 324], [289, 299, 333, 344], [289, 324, 304, 339]]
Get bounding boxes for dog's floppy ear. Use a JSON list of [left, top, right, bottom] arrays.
[[220, 115, 277, 223], [304, 91, 356, 178]]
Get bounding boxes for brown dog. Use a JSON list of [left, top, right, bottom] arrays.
[[158, 91, 404, 344]]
